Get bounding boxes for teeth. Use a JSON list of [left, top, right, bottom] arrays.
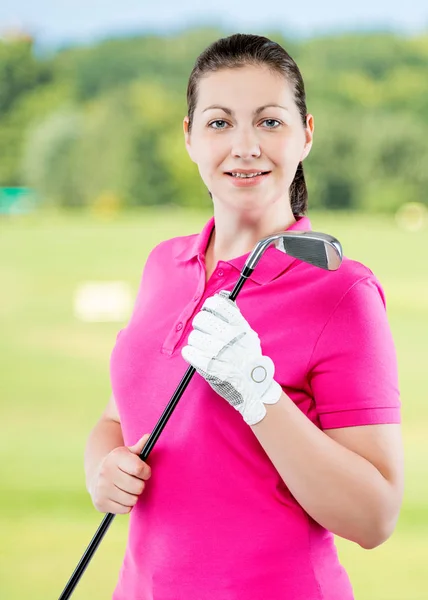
[[231, 172, 263, 178]]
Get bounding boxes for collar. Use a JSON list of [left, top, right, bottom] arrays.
[[174, 214, 313, 285]]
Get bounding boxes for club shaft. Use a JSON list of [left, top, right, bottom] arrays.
[[58, 272, 250, 599], [59, 513, 115, 599]]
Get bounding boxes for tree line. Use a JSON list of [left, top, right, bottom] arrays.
[[1, 27, 427, 213]]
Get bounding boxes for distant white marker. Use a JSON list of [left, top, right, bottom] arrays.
[[74, 281, 133, 322]]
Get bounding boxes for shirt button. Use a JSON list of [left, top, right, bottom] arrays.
[[217, 269, 224, 277], [176, 322, 183, 331]]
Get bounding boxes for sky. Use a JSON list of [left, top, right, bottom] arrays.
[[0, 0, 427, 48]]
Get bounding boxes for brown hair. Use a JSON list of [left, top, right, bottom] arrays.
[[186, 33, 309, 217]]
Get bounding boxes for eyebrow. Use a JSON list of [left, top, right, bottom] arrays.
[[202, 104, 289, 115]]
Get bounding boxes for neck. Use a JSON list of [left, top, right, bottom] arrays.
[[206, 206, 297, 263]]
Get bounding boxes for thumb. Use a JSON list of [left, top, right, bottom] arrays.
[[128, 433, 151, 455]]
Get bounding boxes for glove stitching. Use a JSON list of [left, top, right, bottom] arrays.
[[202, 307, 230, 323], [216, 332, 246, 359]]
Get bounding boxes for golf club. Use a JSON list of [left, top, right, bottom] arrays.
[[58, 229, 343, 599]]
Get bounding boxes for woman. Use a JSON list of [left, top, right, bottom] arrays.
[[84, 33, 404, 599]]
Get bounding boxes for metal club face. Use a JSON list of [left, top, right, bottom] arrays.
[[245, 230, 343, 272]]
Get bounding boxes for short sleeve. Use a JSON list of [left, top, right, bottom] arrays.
[[307, 275, 401, 429]]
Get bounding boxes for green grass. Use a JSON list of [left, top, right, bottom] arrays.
[[1, 207, 427, 599]]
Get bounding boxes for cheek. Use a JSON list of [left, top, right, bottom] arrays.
[[197, 137, 226, 170], [274, 133, 305, 165]]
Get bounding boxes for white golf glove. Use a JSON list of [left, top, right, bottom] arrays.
[[181, 290, 283, 425]]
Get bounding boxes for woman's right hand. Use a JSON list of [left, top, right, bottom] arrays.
[[89, 433, 152, 514]]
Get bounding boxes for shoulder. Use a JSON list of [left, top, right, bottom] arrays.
[[144, 231, 199, 268], [292, 255, 388, 329], [317, 254, 377, 285], [332, 256, 386, 308]]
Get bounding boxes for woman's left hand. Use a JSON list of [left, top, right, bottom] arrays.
[[181, 290, 283, 425]]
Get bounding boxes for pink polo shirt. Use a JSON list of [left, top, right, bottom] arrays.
[[110, 215, 401, 600]]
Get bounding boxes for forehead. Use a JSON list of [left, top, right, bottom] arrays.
[[195, 65, 295, 112]]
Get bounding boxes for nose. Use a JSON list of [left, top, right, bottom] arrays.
[[231, 127, 261, 159]]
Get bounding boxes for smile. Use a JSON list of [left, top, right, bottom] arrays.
[[228, 171, 270, 178], [226, 171, 270, 179], [225, 171, 271, 186]]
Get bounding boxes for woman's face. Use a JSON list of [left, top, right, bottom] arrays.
[[184, 64, 314, 213]]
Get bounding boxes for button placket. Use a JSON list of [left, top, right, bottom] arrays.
[[161, 265, 207, 356]]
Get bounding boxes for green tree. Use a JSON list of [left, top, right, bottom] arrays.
[[0, 38, 51, 113], [13, 28, 428, 213], [22, 107, 84, 207], [0, 38, 60, 185]]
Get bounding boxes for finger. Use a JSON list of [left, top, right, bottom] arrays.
[[118, 455, 151, 480], [104, 499, 133, 515], [187, 329, 225, 355], [114, 474, 146, 497], [128, 433, 151, 455], [201, 292, 242, 325], [109, 485, 140, 508], [182, 344, 214, 373], [192, 311, 243, 343], [115, 469, 149, 495]]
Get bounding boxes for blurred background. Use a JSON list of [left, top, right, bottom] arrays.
[[1, 1, 427, 598]]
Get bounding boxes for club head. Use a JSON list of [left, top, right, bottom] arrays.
[[245, 230, 343, 272]]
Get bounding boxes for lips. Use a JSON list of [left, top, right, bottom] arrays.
[[225, 171, 271, 187], [225, 171, 271, 177]]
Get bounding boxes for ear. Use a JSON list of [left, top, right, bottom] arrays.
[[300, 114, 314, 162], [183, 116, 196, 163]]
